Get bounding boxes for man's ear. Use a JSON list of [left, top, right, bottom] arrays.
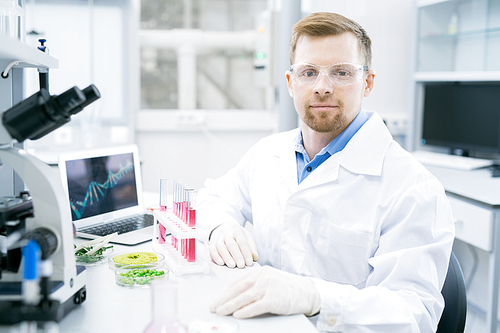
[[363, 70, 376, 97]]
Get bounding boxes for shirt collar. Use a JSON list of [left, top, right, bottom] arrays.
[[293, 109, 369, 159]]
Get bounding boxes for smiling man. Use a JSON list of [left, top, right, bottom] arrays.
[[198, 12, 454, 333]]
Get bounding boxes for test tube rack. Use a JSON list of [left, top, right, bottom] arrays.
[[152, 209, 210, 276]]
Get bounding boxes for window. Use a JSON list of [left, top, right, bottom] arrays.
[[139, 0, 272, 110]]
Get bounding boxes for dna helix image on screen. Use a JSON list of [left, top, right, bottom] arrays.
[[66, 153, 139, 221]]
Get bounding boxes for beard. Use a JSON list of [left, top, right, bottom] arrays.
[[301, 99, 348, 133]]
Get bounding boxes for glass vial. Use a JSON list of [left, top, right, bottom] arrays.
[[143, 280, 186, 333]]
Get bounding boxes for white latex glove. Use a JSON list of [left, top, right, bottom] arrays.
[[210, 266, 321, 318], [209, 223, 259, 269]]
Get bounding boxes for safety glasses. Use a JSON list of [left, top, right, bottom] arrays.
[[288, 62, 369, 87]]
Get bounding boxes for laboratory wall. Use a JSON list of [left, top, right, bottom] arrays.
[[308, 0, 413, 120], [22, 0, 137, 162], [137, 0, 413, 192], [19, 0, 413, 192]]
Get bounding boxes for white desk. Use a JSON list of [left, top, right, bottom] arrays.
[[51, 240, 319, 333], [425, 166, 500, 333]]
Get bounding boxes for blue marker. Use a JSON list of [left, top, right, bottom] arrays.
[[22, 240, 41, 305]]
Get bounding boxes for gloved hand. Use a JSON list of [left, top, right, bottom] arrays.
[[210, 265, 321, 318], [209, 223, 259, 269]]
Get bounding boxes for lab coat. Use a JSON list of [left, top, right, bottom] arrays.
[[197, 111, 455, 333]]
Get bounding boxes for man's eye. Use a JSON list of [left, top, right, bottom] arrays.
[[301, 69, 317, 77], [333, 69, 351, 77]]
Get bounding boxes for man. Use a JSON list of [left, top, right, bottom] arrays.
[[197, 12, 454, 332]]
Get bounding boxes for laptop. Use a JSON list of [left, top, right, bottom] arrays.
[[58, 145, 154, 245]]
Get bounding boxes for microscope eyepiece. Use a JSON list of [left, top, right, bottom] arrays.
[[1, 84, 101, 143], [54, 86, 86, 115]]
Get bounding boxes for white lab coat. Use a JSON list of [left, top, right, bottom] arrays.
[[197, 111, 455, 333]]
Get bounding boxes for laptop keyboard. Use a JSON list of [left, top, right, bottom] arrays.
[[79, 214, 154, 237]]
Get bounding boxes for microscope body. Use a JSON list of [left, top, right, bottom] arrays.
[[0, 147, 87, 323], [0, 82, 100, 324]]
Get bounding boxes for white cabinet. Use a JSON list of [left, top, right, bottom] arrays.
[[415, 0, 500, 72], [408, 0, 500, 151], [449, 195, 494, 251], [424, 165, 500, 333]]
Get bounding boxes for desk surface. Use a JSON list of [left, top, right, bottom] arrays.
[[55, 240, 318, 333], [426, 165, 500, 206], [0, 192, 318, 332]]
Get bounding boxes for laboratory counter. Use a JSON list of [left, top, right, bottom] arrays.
[[0, 190, 319, 333], [1, 239, 319, 333]]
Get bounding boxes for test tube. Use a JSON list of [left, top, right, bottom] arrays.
[[171, 181, 178, 248], [181, 185, 186, 257], [179, 186, 188, 258], [181, 185, 187, 223], [159, 178, 169, 211], [173, 181, 178, 216], [186, 189, 197, 228], [186, 189, 197, 262], [158, 179, 169, 244]]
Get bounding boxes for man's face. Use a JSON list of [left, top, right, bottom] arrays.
[[286, 33, 374, 136]]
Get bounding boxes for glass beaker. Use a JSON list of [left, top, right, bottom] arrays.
[[143, 280, 186, 333]]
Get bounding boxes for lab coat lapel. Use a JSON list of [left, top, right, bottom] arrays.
[[339, 112, 393, 176], [293, 112, 391, 190], [297, 153, 340, 190], [277, 141, 299, 194]]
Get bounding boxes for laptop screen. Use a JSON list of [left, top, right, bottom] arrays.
[[65, 152, 139, 222]]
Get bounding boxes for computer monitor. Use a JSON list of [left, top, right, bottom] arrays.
[[420, 81, 500, 157]]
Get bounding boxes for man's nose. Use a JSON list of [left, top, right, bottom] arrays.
[[313, 73, 333, 95]]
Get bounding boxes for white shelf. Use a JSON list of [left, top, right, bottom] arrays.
[[414, 71, 500, 82], [0, 35, 58, 69]]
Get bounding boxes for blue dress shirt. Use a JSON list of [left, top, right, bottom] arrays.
[[294, 109, 369, 184]]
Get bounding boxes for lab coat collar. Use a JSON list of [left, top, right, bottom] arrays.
[[338, 111, 393, 176], [282, 111, 392, 193]]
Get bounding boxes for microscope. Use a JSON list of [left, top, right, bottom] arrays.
[[0, 74, 100, 324]]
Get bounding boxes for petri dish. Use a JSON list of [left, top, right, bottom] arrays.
[[108, 251, 165, 270], [115, 264, 169, 288], [75, 247, 114, 266]]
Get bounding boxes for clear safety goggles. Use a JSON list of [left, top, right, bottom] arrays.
[[288, 62, 369, 87]]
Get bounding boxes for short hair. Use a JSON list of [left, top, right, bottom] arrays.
[[289, 12, 372, 68]]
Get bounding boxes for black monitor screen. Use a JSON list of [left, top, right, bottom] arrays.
[[421, 82, 500, 154], [65, 153, 138, 221]]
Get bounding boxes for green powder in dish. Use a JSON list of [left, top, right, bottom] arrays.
[[113, 252, 158, 265]]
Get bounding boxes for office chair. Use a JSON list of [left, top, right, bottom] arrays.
[[436, 251, 467, 333]]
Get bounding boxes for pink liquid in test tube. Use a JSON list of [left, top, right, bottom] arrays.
[[159, 179, 169, 244], [187, 209, 196, 228], [158, 223, 166, 244], [187, 238, 195, 262], [182, 239, 187, 258], [186, 190, 197, 262], [188, 210, 196, 262]]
